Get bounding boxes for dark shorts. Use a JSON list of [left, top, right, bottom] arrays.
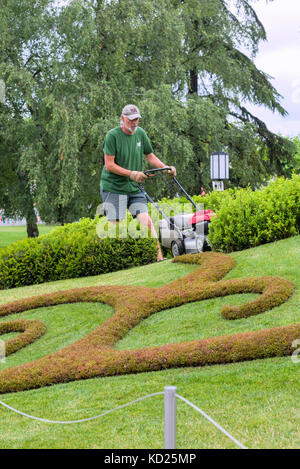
[[100, 190, 148, 221]]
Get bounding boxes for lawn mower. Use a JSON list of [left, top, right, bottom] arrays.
[[137, 167, 216, 257]]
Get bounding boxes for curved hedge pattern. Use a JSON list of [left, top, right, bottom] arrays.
[[0, 319, 46, 356], [0, 252, 296, 394]]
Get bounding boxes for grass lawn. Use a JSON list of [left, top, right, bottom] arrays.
[[0, 225, 58, 249], [0, 235, 299, 449]]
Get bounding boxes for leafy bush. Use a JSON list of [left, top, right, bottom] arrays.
[[155, 175, 300, 252], [0, 217, 157, 289], [207, 175, 300, 252]]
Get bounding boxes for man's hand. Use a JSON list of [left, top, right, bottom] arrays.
[[130, 171, 147, 183], [165, 166, 176, 177]]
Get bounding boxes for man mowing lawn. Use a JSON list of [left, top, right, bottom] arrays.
[[100, 104, 176, 262]]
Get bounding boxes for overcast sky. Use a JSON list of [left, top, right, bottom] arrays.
[[248, 0, 300, 137]]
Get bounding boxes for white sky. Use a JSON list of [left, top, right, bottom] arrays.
[[247, 0, 300, 137]]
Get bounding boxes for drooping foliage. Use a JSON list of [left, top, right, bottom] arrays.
[[0, 0, 296, 226]]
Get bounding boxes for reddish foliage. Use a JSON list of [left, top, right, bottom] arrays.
[[0, 319, 46, 355], [0, 252, 296, 393]]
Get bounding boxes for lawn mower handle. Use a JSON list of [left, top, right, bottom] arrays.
[[136, 178, 182, 236], [143, 167, 172, 176], [143, 167, 201, 211], [137, 168, 202, 238]]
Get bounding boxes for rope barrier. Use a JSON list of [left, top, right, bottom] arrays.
[[0, 388, 247, 449], [0, 392, 164, 425], [176, 393, 247, 449]]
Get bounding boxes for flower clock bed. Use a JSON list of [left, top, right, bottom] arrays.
[[0, 252, 297, 394]]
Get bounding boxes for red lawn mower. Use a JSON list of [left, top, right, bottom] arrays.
[[137, 167, 216, 257]]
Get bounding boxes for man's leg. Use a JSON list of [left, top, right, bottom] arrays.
[[136, 212, 164, 261], [100, 191, 127, 222], [128, 193, 163, 262], [101, 191, 164, 262]]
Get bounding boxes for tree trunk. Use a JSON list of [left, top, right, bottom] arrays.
[[26, 206, 39, 238], [188, 68, 198, 94], [58, 204, 65, 226]]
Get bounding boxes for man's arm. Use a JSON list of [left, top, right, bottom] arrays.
[[145, 153, 165, 168], [104, 154, 147, 183], [104, 154, 132, 177], [145, 153, 176, 176]]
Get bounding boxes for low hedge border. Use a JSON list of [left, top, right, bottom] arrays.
[[0, 252, 296, 393], [0, 217, 158, 289], [0, 319, 46, 356]]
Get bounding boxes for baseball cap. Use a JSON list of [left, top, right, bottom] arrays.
[[121, 104, 141, 120]]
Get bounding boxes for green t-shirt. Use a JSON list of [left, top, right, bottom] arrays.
[[100, 126, 153, 194]]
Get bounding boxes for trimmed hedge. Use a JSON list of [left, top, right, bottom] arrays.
[[0, 252, 296, 394], [208, 175, 300, 252], [0, 319, 46, 355], [0, 217, 157, 289], [1, 176, 298, 290], [157, 175, 300, 252]]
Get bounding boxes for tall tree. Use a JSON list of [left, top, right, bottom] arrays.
[[172, 0, 295, 191], [0, 0, 53, 235], [1, 0, 295, 231], [18, 0, 186, 210]]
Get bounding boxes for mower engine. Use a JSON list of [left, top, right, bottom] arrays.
[[136, 167, 216, 258], [159, 209, 215, 257]]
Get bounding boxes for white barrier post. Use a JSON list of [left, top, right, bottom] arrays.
[[164, 386, 177, 449]]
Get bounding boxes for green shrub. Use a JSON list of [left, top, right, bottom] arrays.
[[0, 217, 157, 289], [207, 175, 300, 252], [156, 175, 300, 252], [155, 187, 237, 215]]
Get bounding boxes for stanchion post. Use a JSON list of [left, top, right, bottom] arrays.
[[164, 386, 177, 449]]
